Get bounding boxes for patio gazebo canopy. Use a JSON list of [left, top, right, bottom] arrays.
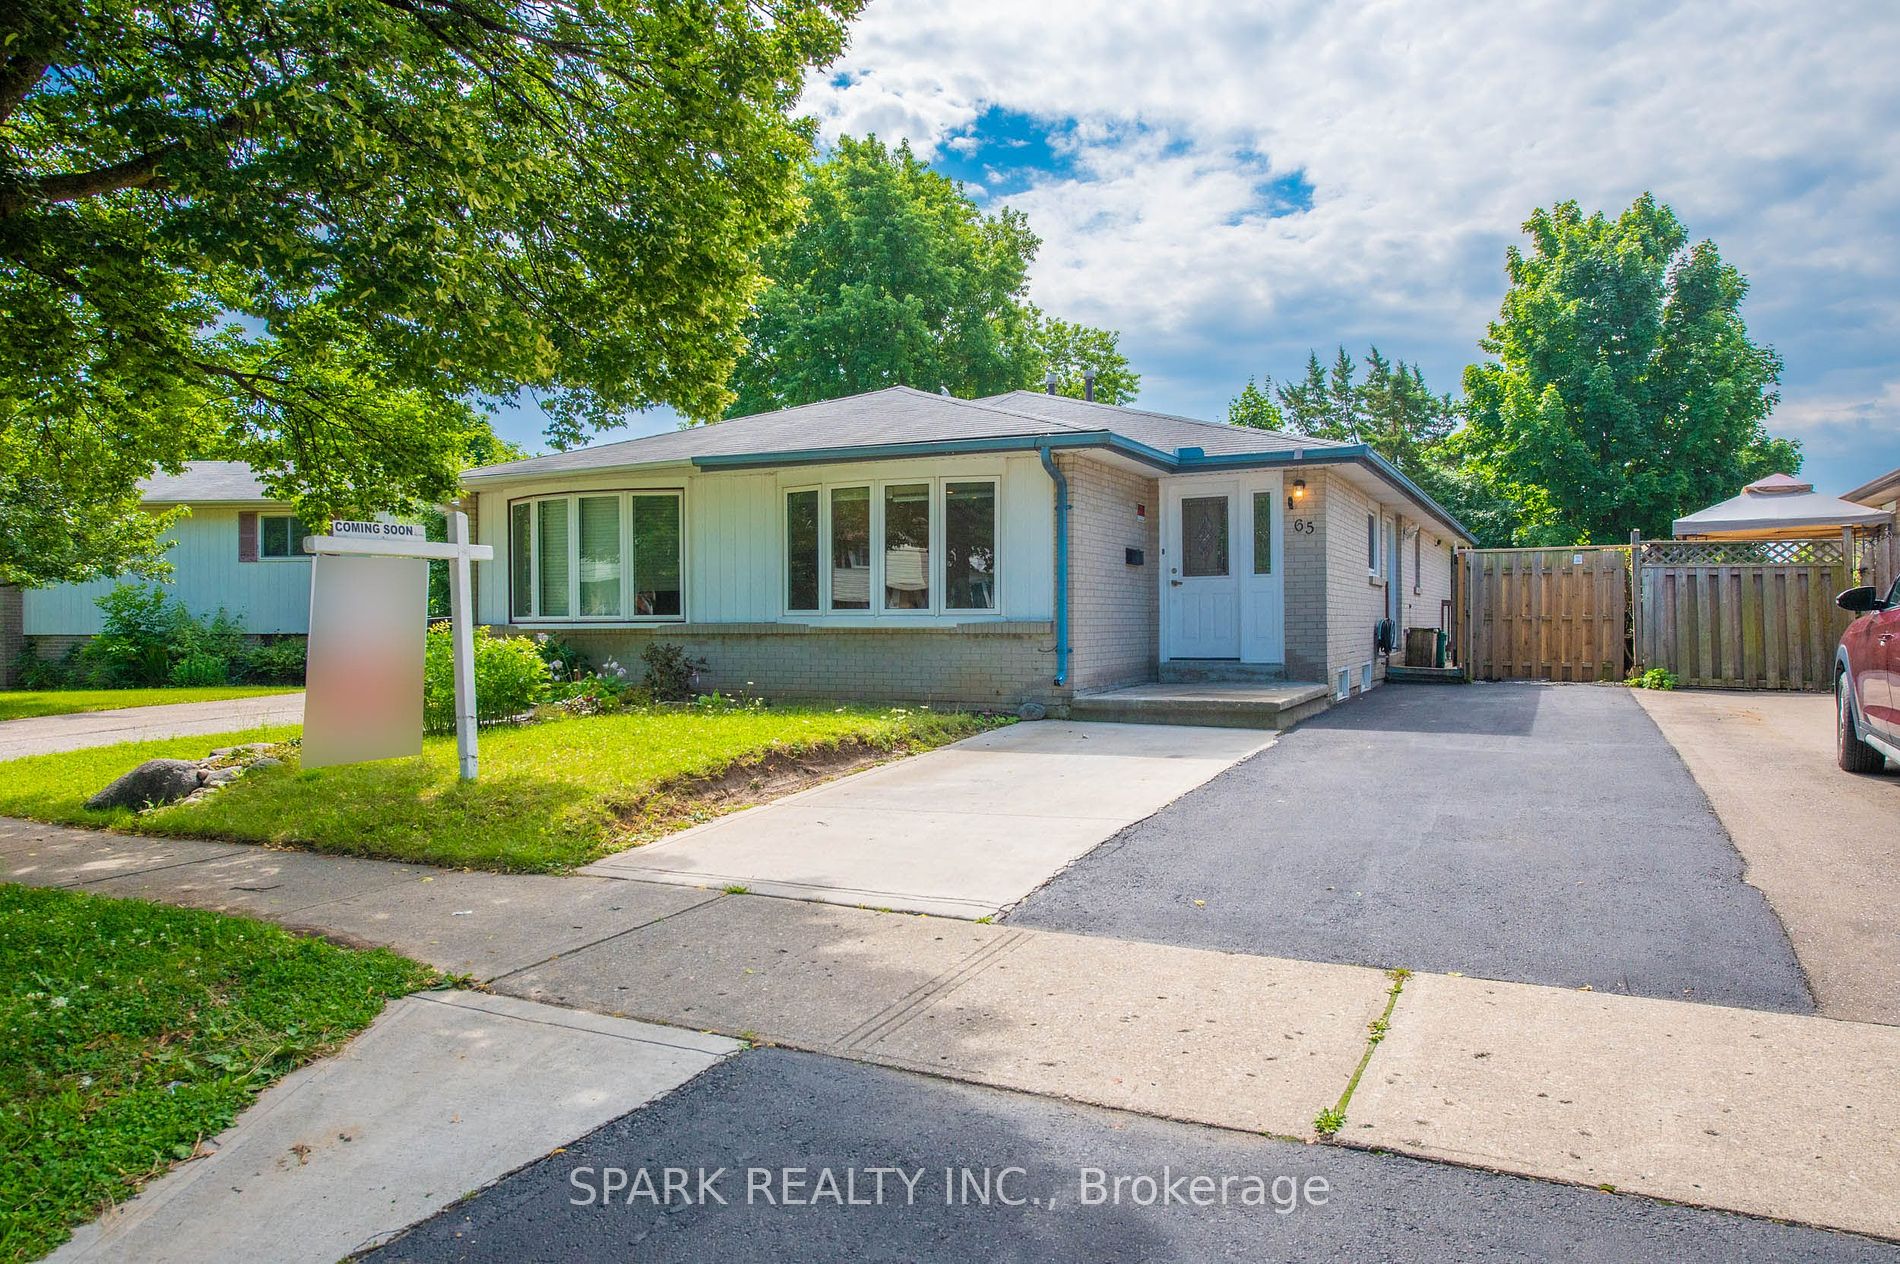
[[1672, 473, 1892, 540]]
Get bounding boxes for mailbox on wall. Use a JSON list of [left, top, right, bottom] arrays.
[[1125, 547, 1145, 566]]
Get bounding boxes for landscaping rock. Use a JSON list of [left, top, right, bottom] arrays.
[[85, 759, 206, 811], [1016, 701, 1047, 721], [203, 767, 244, 787], [248, 756, 283, 770]]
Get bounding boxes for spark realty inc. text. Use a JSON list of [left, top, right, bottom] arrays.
[[569, 1166, 1331, 1213]]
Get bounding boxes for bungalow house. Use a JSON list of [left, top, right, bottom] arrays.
[[462, 387, 1473, 715], [3, 389, 1472, 712], [1, 463, 313, 682]]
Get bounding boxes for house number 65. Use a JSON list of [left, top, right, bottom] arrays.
[[1291, 518, 1316, 534]]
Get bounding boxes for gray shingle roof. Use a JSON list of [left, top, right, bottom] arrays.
[[463, 385, 1352, 482], [138, 461, 279, 505], [973, 391, 1356, 457]]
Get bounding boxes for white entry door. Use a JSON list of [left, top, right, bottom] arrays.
[[1165, 483, 1241, 658], [1163, 473, 1285, 664]]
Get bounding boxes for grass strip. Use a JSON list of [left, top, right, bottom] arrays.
[[0, 705, 1000, 873], [0, 884, 436, 1263]]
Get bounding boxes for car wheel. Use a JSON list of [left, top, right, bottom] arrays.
[[1838, 673, 1887, 774]]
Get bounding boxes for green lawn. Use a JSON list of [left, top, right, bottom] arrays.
[[0, 705, 996, 872], [0, 884, 435, 1264], [0, 687, 301, 723]]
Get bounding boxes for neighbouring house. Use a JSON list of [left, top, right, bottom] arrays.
[[1845, 465, 1900, 518], [463, 387, 1473, 714], [2, 462, 312, 684]]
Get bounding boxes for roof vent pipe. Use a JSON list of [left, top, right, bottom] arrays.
[[1044, 371, 1058, 396], [1083, 369, 1097, 402]]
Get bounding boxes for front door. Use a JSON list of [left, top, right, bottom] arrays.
[[1162, 473, 1285, 663], [1165, 484, 1240, 658]]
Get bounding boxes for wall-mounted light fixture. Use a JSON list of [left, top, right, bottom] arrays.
[[1287, 478, 1307, 510]]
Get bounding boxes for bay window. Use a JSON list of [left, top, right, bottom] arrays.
[[786, 476, 998, 617], [509, 491, 683, 622]]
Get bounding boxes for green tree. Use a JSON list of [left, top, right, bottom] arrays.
[[726, 136, 1136, 414], [1227, 346, 1519, 543], [1029, 312, 1140, 404], [1228, 377, 1285, 430], [1457, 194, 1795, 543], [1274, 352, 1337, 437], [0, 0, 860, 587]]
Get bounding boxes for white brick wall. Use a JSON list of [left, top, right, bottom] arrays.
[[500, 623, 1062, 710], [1321, 473, 1388, 692], [1060, 455, 1159, 691]]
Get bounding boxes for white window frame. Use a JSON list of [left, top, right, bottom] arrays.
[[1366, 510, 1381, 578], [507, 489, 685, 624], [780, 475, 1001, 620], [258, 513, 308, 561]]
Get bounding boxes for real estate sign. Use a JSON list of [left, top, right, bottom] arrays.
[[301, 552, 428, 769], [299, 512, 493, 778]]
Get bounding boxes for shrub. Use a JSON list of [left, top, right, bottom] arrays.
[[1624, 666, 1680, 691], [82, 584, 180, 685], [237, 637, 308, 684], [75, 584, 246, 687], [640, 642, 706, 702], [423, 623, 552, 733], [169, 650, 229, 687], [532, 631, 590, 680], [12, 643, 81, 689]]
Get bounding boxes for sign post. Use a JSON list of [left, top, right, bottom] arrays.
[[445, 510, 480, 780], [303, 513, 494, 780]]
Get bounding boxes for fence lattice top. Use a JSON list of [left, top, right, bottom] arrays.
[[1643, 539, 1849, 566]]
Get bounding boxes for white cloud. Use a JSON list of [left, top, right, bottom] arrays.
[[799, 0, 1900, 490]]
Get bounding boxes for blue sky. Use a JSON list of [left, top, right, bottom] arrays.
[[494, 0, 1900, 499]]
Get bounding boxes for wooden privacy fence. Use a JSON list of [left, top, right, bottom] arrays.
[[1457, 546, 1630, 682], [1633, 538, 1871, 691], [1455, 529, 1893, 690]]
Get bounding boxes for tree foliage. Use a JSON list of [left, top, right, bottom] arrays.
[[726, 136, 1135, 415], [1228, 346, 1516, 544], [0, 0, 859, 586], [1457, 194, 1796, 544]]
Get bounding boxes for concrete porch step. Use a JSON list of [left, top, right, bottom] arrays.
[[1158, 659, 1288, 684], [1069, 681, 1332, 731], [1385, 665, 1466, 684]]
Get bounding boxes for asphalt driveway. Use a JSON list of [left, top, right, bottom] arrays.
[[1007, 683, 1814, 1013]]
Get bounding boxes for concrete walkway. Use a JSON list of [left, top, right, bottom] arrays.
[[52, 990, 734, 1264], [6, 817, 1899, 1240], [0, 691, 304, 759], [1635, 689, 1900, 1025], [583, 721, 1272, 917]]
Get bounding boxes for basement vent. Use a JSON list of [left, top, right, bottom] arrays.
[[1335, 668, 1351, 701]]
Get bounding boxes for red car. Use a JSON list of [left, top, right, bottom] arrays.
[[1837, 580, 1900, 772]]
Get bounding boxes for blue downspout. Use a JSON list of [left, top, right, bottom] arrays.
[[1038, 443, 1070, 687]]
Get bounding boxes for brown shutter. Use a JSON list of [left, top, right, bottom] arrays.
[[237, 511, 259, 562]]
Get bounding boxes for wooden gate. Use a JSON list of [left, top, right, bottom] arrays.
[[1457, 547, 1630, 682], [1633, 539, 1866, 690]]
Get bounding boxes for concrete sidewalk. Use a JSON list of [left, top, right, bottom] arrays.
[[52, 991, 735, 1264], [6, 817, 1899, 1241], [0, 691, 304, 759]]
